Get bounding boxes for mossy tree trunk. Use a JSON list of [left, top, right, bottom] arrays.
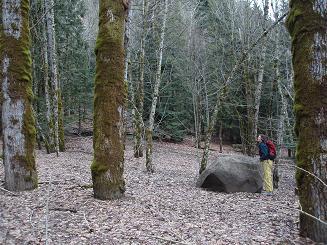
[[145, 0, 168, 173], [91, 0, 127, 200], [124, 0, 132, 82], [287, 0, 327, 242], [44, 0, 65, 155], [1, 0, 38, 191], [42, 0, 53, 153], [133, 0, 147, 158], [58, 91, 65, 152]]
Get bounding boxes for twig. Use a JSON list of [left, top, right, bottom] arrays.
[[29, 209, 36, 237], [83, 211, 94, 233], [0, 186, 19, 196], [283, 206, 327, 227], [29, 3, 56, 31], [294, 165, 327, 188], [66, 150, 93, 155], [38, 178, 76, 185], [50, 207, 77, 213], [238, 199, 327, 227], [146, 235, 192, 245], [278, 163, 327, 188]]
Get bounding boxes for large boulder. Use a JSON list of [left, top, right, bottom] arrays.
[[196, 154, 263, 193]]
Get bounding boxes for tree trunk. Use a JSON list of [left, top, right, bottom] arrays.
[[42, 0, 54, 153], [219, 121, 223, 153], [275, 22, 286, 159], [44, 0, 60, 155], [243, 61, 256, 156], [133, 0, 147, 158], [124, 0, 132, 82], [199, 97, 222, 174], [91, 0, 127, 200], [253, 0, 269, 140], [287, 1, 327, 242], [193, 79, 202, 149], [58, 90, 65, 152], [1, 0, 38, 191], [273, 21, 284, 189], [31, 46, 42, 150], [145, 0, 168, 173]]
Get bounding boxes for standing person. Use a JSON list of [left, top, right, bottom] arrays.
[[257, 134, 273, 194]]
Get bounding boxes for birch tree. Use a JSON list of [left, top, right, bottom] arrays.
[[91, 0, 127, 200], [287, 0, 327, 242], [1, 0, 38, 191], [145, 0, 168, 172]]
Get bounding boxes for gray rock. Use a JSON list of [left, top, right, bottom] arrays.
[[197, 154, 263, 193]]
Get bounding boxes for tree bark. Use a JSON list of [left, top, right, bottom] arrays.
[[219, 121, 223, 153], [145, 0, 168, 173], [193, 79, 202, 149], [44, 0, 60, 155], [42, 0, 53, 153], [1, 0, 38, 191], [275, 21, 286, 159], [287, 0, 327, 242], [124, 0, 132, 82], [133, 0, 147, 158], [91, 0, 127, 200]]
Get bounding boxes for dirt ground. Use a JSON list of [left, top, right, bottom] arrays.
[[0, 137, 315, 244]]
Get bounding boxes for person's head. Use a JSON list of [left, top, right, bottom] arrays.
[[257, 134, 268, 143], [258, 134, 268, 143]]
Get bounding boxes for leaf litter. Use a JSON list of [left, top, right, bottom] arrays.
[[0, 137, 316, 244]]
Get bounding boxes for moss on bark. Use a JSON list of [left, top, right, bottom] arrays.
[[145, 129, 154, 173], [91, 0, 126, 200], [286, 0, 327, 242], [1, 0, 38, 190], [58, 89, 65, 152]]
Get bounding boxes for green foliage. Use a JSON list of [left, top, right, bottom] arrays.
[[30, 0, 93, 144], [55, 0, 93, 121]]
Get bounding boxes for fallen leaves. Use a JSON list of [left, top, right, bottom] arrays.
[[0, 137, 315, 244]]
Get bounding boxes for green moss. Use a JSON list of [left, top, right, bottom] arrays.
[[286, 7, 303, 33], [287, 0, 327, 240], [80, 184, 93, 189], [0, 0, 39, 190], [48, 116, 56, 153], [23, 104, 37, 172], [124, 79, 129, 103], [91, 160, 109, 176], [145, 129, 154, 173], [24, 174, 38, 187], [58, 90, 65, 152], [293, 103, 304, 114], [91, 0, 126, 199], [134, 112, 143, 157]]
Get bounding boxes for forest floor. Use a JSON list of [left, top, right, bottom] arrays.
[[0, 136, 316, 244]]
